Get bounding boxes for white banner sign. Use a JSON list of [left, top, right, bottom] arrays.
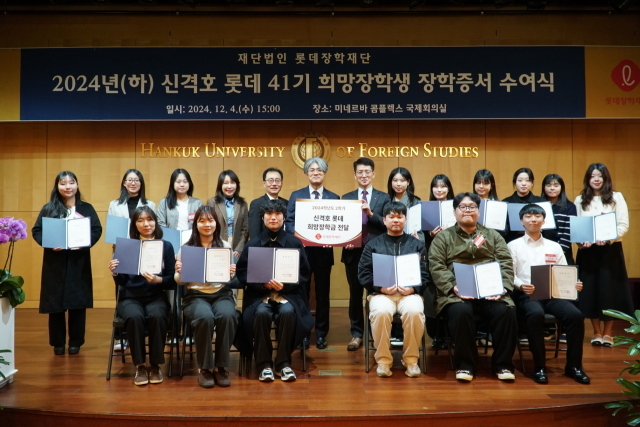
[[294, 199, 363, 247]]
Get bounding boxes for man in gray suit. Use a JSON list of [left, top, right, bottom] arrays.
[[341, 158, 390, 351]]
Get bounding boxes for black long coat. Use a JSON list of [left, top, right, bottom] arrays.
[[235, 228, 313, 355], [32, 200, 103, 313]]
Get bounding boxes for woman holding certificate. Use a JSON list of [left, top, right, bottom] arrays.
[[157, 168, 202, 231], [473, 169, 500, 201], [32, 171, 102, 356], [574, 163, 632, 347], [502, 168, 545, 243], [427, 174, 455, 240], [108, 169, 156, 220], [107, 206, 176, 386], [541, 174, 577, 265], [174, 205, 238, 389], [386, 167, 424, 243]]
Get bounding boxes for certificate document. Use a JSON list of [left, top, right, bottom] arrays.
[[42, 217, 91, 249], [205, 248, 231, 283], [453, 261, 504, 299], [421, 201, 456, 231], [570, 212, 618, 243], [530, 265, 578, 300], [66, 217, 91, 248], [372, 253, 422, 288], [105, 214, 130, 244], [294, 199, 362, 247], [162, 227, 193, 253], [507, 202, 557, 231], [404, 204, 422, 234], [274, 249, 300, 284], [247, 247, 300, 284], [478, 200, 508, 231], [140, 240, 163, 274], [595, 212, 618, 242]]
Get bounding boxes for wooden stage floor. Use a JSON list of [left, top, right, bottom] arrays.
[[0, 308, 633, 427]]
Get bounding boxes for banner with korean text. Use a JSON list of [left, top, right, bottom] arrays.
[[294, 199, 362, 247]]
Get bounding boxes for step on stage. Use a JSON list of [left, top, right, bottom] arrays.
[[0, 308, 632, 427]]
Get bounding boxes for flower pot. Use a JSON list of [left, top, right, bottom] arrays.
[[0, 297, 17, 388]]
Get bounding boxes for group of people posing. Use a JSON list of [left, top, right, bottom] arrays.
[[31, 156, 631, 388]]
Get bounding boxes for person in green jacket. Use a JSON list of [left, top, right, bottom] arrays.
[[428, 192, 517, 383]]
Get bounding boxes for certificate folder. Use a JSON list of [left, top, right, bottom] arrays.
[[453, 261, 504, 299], [180, 246, 231, 284], [404, 204, 422, 234], [113, 237, 163, 275], [162, 227, 193, 253], [507, 202, 556, 231], [247, 247, 300, 284], [569, 212, 618, 243], [420, 200, 455, 231], [105, 214, 130, 244], [478, 200, 508, 231], [42, 217, 91, 249], [530, 265, 578, 301], [372, 253, 421, 288]]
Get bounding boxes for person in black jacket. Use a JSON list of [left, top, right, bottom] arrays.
[[248, 167, 288, 240], [32, 171, 103, 356], [358, 201, 431, 378], [107, 206, 176, 386], [237, 199, 313, 383], [502, 167, 545, 243]]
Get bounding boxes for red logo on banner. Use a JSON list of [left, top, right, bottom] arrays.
[[611, 60, 640, 92], [315, 233, 322, 240]]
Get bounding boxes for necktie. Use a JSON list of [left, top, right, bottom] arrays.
[[362, 190, 369, 243], [312, 190, 320, 199]]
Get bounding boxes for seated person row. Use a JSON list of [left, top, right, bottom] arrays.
[[357, 201, 430, 378], [508, 204, 589, 384]]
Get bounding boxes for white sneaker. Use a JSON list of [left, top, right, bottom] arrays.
[[279, 367, 296, 382], [456, 370, 473, 382], [259, 368, 275, 382], [403, 361, 421, 378], [114, 340, 127, 351], [496, 369, 515, 381], [376, 363, 392, 377]]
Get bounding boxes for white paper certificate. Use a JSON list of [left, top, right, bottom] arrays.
[[405, 204, 422, 234], [181, 229, 193, 246], [66, 217, 91, 248], [205, 248, 231, 283], [294, 199, 363, 247], [595, 212, 618, 242], [274, 249, 300, 283], [551, 266, 578, 300], [474, 262, 504, 298], [140, 240, 163, 274], [395, 253, 422, 287], [484, 201, 508, 230], [440, 200, 456, 229]]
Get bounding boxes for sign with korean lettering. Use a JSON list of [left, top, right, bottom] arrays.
[[294, 199, 362, 247], [6, 46, 589, 121]]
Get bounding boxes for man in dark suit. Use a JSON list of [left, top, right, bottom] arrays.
[[285, 156, 339, 349], [248, 167, 288, 240], [341, 158, 390, 351]]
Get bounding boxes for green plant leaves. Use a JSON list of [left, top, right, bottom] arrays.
[[0, 269, 25, 307]]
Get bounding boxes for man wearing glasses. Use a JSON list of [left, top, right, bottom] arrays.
[[248, 168, 288, 240], [285, 157, 340, 349], [429, 192, 517, 382], [341, 158, 390, 351]]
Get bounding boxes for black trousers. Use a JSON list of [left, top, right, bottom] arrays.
[[344, 248, 365, 339], [117, 294, 169, 367], [513, 291, 584, 369], [48, 309, 86, 348], [305, 247, 332, 339], [253, 301, 297, 371], [444, 300, 517, 374]]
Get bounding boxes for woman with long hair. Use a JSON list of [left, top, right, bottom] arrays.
[[206, 170, 249, 259], [574, 163, 632, 347], [472, 169, 499, 201], [108, 169, 155, 220], [541, 173, 577, 265], [385, 167, 424, 243], [428, 174, 455, 240], [108, 206, 176, 386], [174, 205, 238, 388], [156, 168, 202, 230], [32, 171, 102, 355]]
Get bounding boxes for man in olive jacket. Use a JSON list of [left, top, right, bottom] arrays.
[[429, 192, 517, 382]]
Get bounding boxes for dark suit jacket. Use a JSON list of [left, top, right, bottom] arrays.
[[285, 186, 340, 266], [248, 194, 288, 241], [340, 187, 390, 264]]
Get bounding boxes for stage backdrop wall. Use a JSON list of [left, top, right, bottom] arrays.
[[1, 119, 639, 308]]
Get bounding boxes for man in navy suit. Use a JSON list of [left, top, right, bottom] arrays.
[[285, 157, 339, 349], [248, 167, 288, 240], [341, 158, 390, 351]]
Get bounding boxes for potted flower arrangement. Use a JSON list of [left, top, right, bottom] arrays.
[[0, 216, 27, 388]]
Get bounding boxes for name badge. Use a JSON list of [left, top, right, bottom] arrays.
[[473, 234, 485, 248], [545, 254, 557, 264], [188, 213, 195, 221]]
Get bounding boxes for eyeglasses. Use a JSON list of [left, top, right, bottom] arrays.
[[356, 170, 373, 176], [265, 179, 282, 184], [457, 205, 478, 212], [125, 179, 140, 184]]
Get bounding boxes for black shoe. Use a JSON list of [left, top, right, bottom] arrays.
[[533, 368, 548, 384], [53, 346, 65, 355], [565, 367, 590, 384], [316, 337, 328, 349], [68, 346, 80, 355]]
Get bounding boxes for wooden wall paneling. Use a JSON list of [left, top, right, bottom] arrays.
[[0, 122, 48, 212], [134, 121, 224, 206], [485, 120, 573, 201], [623, 211, 640, 278], [398, 120, 487, 200]]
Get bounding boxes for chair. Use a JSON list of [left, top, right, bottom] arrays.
[[363, 299, 428, 374], [240, 321, 308, 376], [518, 313, 565, 359]]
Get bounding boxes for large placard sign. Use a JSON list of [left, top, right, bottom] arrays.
[[294, 199, 362, 247], [3, 46, 589, 121]]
